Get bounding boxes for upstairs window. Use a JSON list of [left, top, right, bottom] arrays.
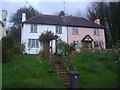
[[72, 27, 79, 34], [94, 28, 99, 35], [28, 39, 39, 48], [56, 26, 62, 34], [31, 24, 37, 33], [73, 40, 79, 48]]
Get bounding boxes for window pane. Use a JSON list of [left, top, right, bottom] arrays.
[[94, 29, 96, 35], [59, 26, 62, 34], [73, 27, 78, 34], [99, 41, 102, 48], [31, 24, 37, 33], [97, 29, 99, 35], [73, 40, 79, 48], [94, 41, 103, 48], [56, 26, 58, 33], [28, 39, 31, 47], [34, 25, 37, 32], [94, 41, 98, 48], [73, 27, 75, 34], [31, 25, 33, 32], [36, 40, 39, 47], [32, 39, 35, 47], [56, 26, 62, 34], [94, 28, 99, 35]]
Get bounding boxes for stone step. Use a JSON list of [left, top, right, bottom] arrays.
[[58, 67, 65, 69], [58, 69, 67, 72], [61, 77, 70, 81], [62, 79, 71, 83], [64, 82, 71, 86], [51, 55, 71, 88], [58, 72, 68, 75], [59, 73, 69, 76], [59, 75, 70, 78]]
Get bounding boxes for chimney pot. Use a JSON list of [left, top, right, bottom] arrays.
[[59, 11, 65, 16], [94, 16, 100, 25]]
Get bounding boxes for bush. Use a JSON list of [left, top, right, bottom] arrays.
[[38, 49, 48, 58], [14, 42, 25, 54], [2, 36, 15, 63], [105, 60, 120, 71], [57, 41, 75, 56]]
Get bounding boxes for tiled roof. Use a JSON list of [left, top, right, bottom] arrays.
[[23, 14, 105, 29]]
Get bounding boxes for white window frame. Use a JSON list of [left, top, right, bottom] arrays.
[[73, 40, 79, 48], [30, 24, 37, 33], [94, 28, 99, 36], [56, 26, 62, 34], [28, 39, 39, 48], [94, 41, 102, 49], [72, 27, 79, 34]]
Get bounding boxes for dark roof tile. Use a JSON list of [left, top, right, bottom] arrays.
[[23, 14, 105, 29]]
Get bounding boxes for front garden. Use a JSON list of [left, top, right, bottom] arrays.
[[2, 34, 120, 88], [64, 51, 120, 88], [2, 55, 65, 88]]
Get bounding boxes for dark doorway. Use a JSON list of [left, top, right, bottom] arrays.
[[82, 41, 92, 49]]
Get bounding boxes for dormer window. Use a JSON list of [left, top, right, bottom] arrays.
[[30, 24, 37, 33], [94, 28, 99, 35], [72, 27, 79, 34]]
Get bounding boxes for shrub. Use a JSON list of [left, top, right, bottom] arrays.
[[38, 49, 48, 58], [14, 42, 25, 54], [57, 41, 75, 56], [2, 36, 15, 63], [106, 42, 120, 71], [105, 60, 120, 71]]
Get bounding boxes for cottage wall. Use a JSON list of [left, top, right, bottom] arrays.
[[21, 24, 67, 54]]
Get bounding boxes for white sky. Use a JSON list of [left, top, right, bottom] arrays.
[[1, 0, 90, 27], [0, 0, 120, 27]]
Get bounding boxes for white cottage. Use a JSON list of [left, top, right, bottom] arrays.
[[21, 11, 67, 54]]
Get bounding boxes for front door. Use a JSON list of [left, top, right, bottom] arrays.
[[82, 42, 92, 49]]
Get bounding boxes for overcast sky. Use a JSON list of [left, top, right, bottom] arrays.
[[1, 0, 90, 24], [1, 0, 119, 27]]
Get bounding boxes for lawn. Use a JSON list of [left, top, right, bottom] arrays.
[[2, 55, 65, 88], [65, 52, 120, 88]]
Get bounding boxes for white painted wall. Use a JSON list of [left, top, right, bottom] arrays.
[[0, 25, 2, 40], [21, 23, 67, 54], [2, 10, 7, 37]]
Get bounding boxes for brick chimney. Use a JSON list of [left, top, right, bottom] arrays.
[[22, 13, 26, 22], [2, 10, 7, 37], [94, 16, 100, 25], [59, 11, 65, 16]]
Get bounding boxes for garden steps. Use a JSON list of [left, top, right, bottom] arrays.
[[51, 55, 71, 88]]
